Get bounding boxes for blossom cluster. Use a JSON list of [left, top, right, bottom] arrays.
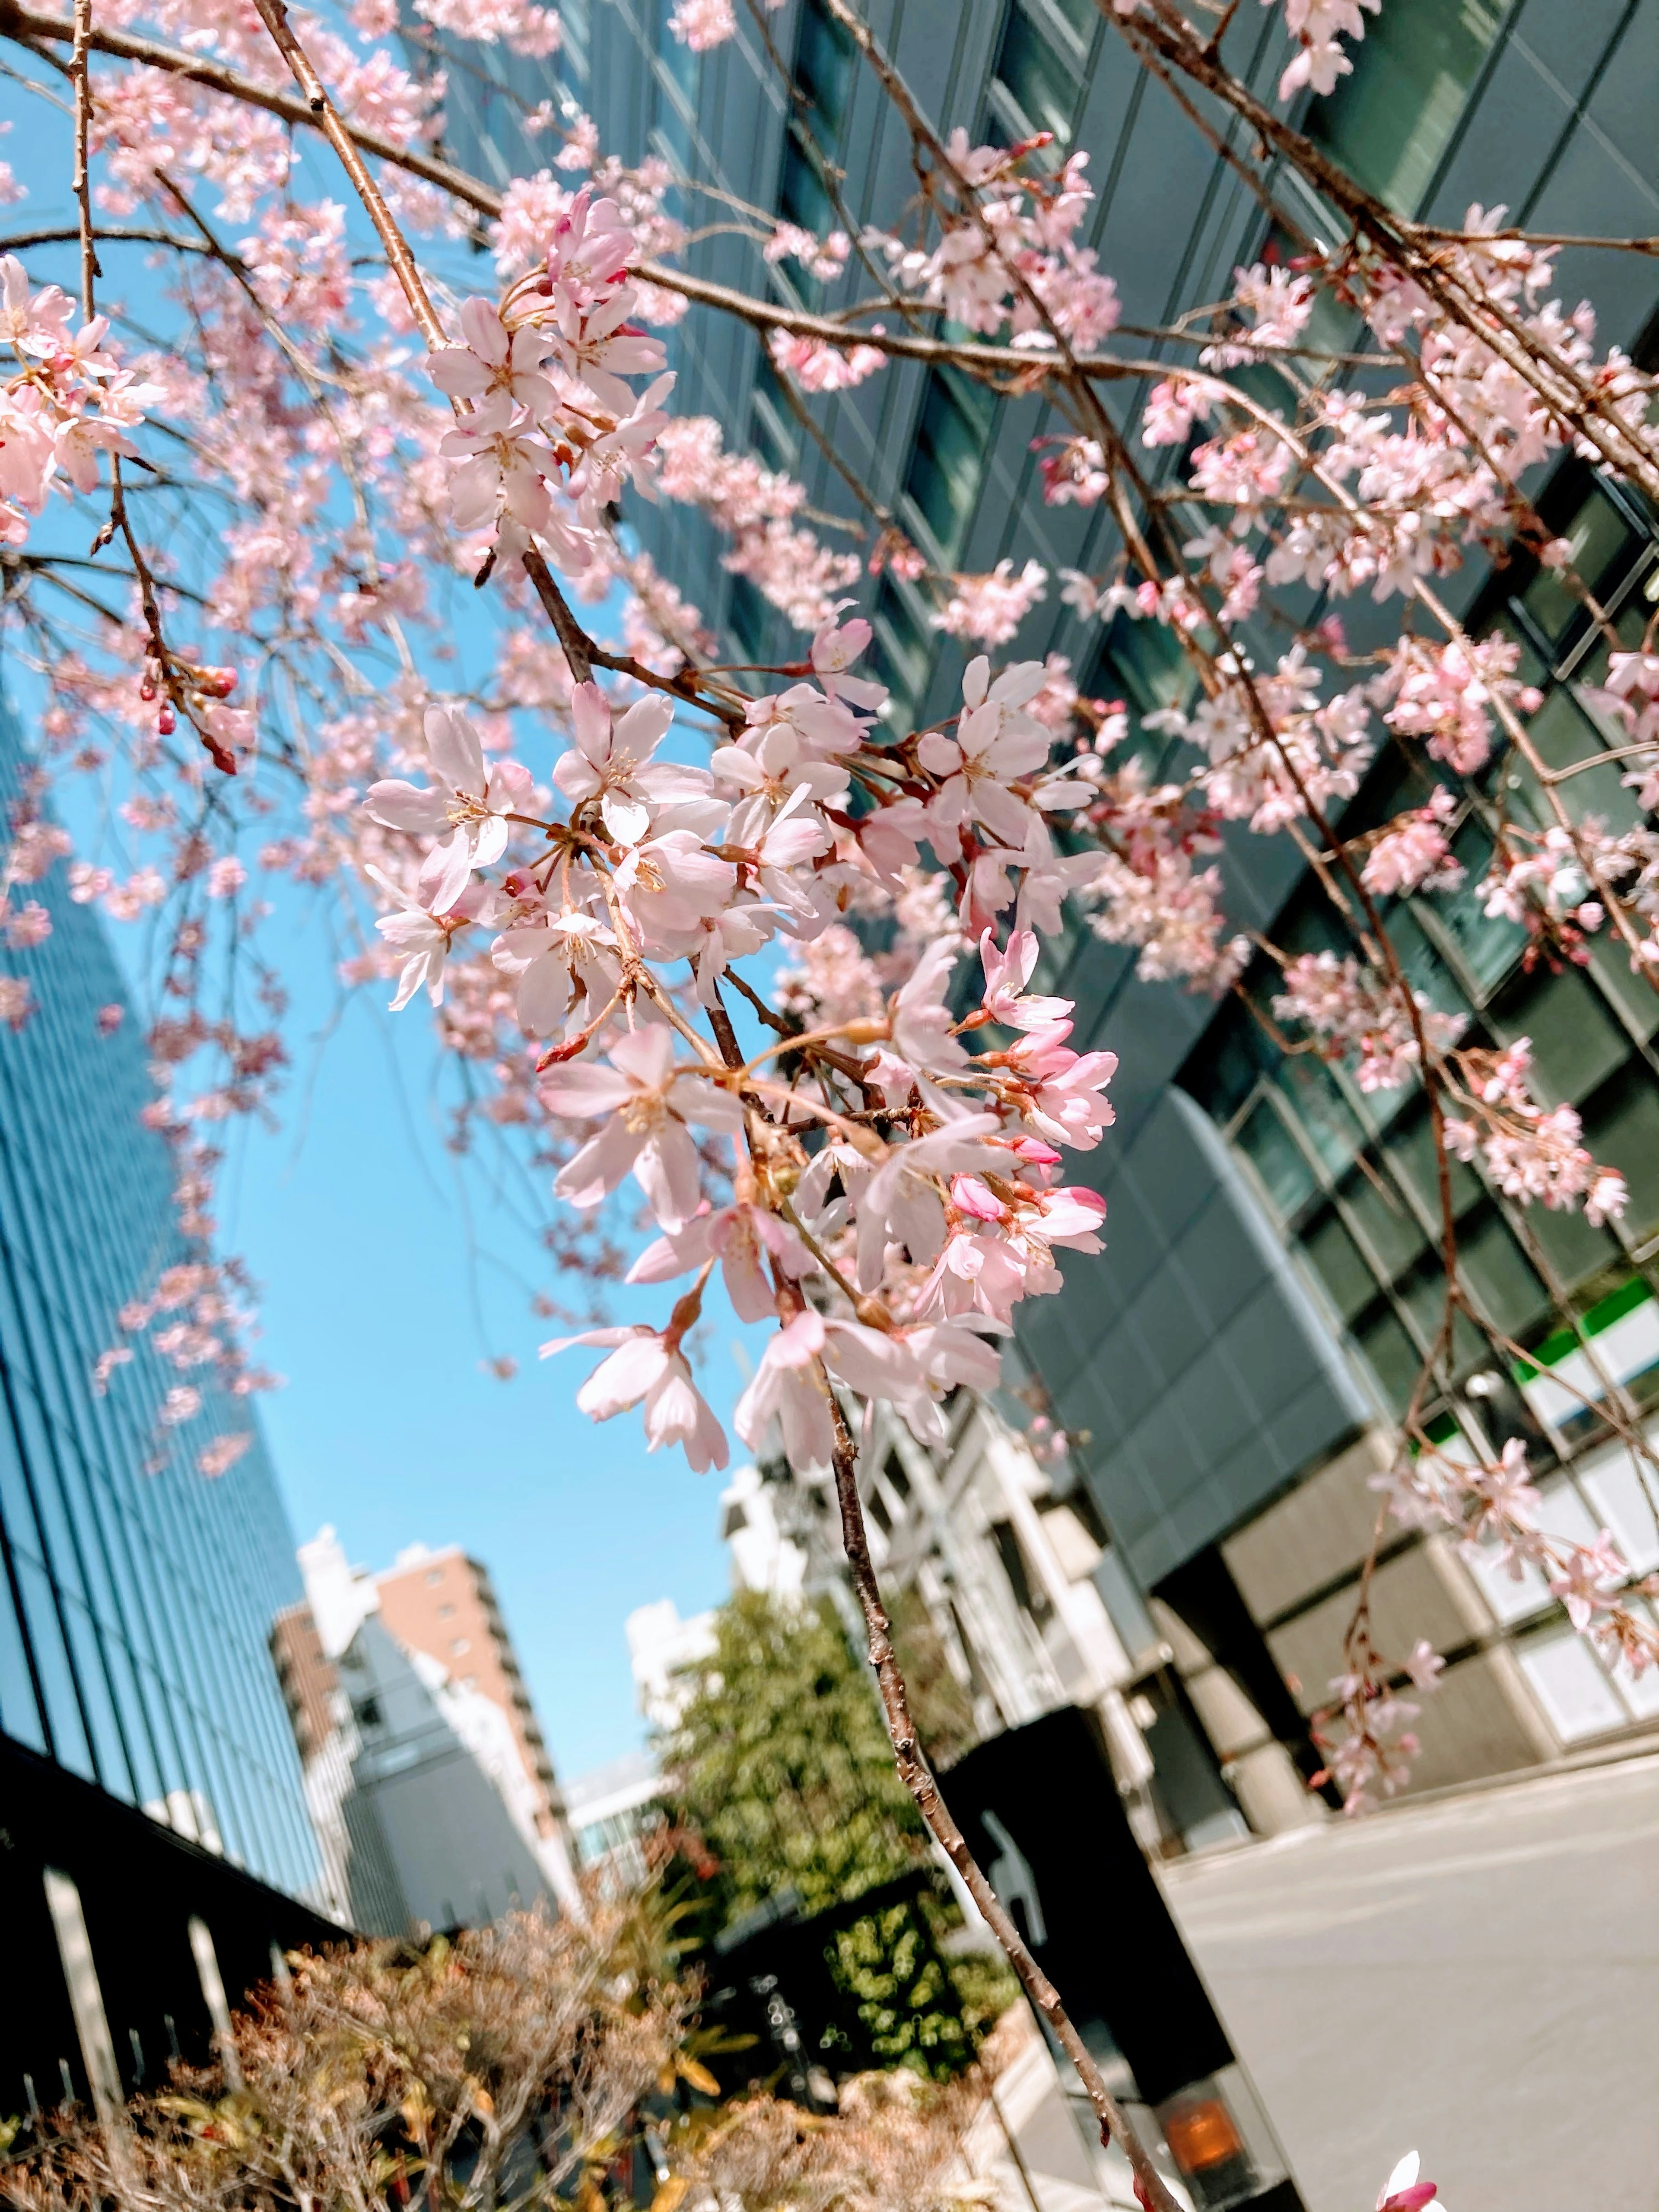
[[359, 555, 1118, 1472], [0, 257, 155, 548]]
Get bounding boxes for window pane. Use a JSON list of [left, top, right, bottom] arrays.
[[0, 1559, 44, 1750], [1304, 0, 1503, 215], [1514, 685, 1643, 833], [1275, 1055, 1366, 1179], [1518, 1632, 1626, 1743], [1382, 1095, 1481, 1218], [1236, 1098, 1316, 1220], [779, 132, 834, 240], [1093, 610, 1192, 720], [871, 576, 933, 721], [995, 4, 1079, 143], [1580, 1070, 1659, 1242], [795, 0, 853, 147], [14, 1554, 92, 1777], [1520, 486, 1635, 655], [1487, 963, 1629, 1108], [1429, 819, 1525, 995], [906, 372, 995, 564], [1183, 1000, 1271, 1127], [1302, 1205, 1377, 1324], [1522, 1201, 1619, 1299], [1339, 1163, 1429, 1282], [1456, 1201, 1551, 1340], [1354, 1302, 1422, 1413]]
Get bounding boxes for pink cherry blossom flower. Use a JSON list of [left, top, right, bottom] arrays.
[[552, 680, 702, 844], [541, 1324, 728, 1471], [541, 1023, 742, 1229], [628, 1199, 812, 1323], [979, 927, 1072, 1030], [919, 657, 1055, 850], [931, 558, 1049, 646], [734, 1308, 835, 1469], [429, 296, 556, 415], [366, 705, 532, 911], [1375, 2152, 1439, 2212]]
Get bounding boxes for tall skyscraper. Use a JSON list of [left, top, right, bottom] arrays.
[[0, 680, 334, 2121], [439, 0, 1659, 1806]]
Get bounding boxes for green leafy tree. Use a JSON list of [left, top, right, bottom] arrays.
[[666, 1589, 924, 1921], [663, 1592, 1016, 2077]]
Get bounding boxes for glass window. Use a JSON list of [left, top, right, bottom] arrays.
[[794, 0, 854, 149], [1518, 1631, 1627, 1743], [871, 575, 934, 724], [1340, 1163, 1429, 1283], [1512, 685, 1644, 834], [60, 1596, 133, 1801], [1380, 908, 1471, 1044], [1521, 1200, 1619, 1302], [1381, 1095, 1481, 1219], [1302, 1205, 1376, 1324], [1303, 0, 1503, 216], [750, 354, 798, 474], [904, 369, 996, 566], [1353, 1302, 1422, 1413], [778, 131, 835, 245], [729, 575, 772, 664], [1519, 486, 1635, 655], [1274, 1055, 1367, 1180], [1465, 1533, 1550, 1625], [1580, 1068, 1659, 1241], [1456, 1201, 1551, 1340], [0, 1558, 44, 1751], [993, 2, 1082, 144], [14, 1554, 92, 1778], [1235, 1096, 1316, 1220], [1607, 1604, 1659, 1720], [1187, 1003, 1271, 1128], [1487, 963, 1630, 1109], [1426, 819, 1525, 996], [1576, 1444, 1659, 1578]]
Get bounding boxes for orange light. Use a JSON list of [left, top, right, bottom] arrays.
[[1163, 2097, 1246, 2174]]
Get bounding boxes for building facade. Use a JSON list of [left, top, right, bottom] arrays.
[[441, 0, 1659, 1805], [279, 1527, 582, 1930], [373, 1540, 569, 1849], [0, 682, 335, 2121]]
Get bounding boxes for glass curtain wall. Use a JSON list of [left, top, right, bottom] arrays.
[[0, 690, 323, 1904]]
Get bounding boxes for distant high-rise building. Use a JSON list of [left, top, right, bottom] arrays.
[[0, 680, 334, 2124], [278, 1529, 582, 1932], [373, 1542, 567, 1850]]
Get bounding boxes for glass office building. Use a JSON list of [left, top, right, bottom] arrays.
[[439, 0, 1659, 1805], [0, 683, 323, 1902]]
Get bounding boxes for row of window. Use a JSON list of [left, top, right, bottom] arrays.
[[1185, 473, 1659, 1457], [0, 707, 321, 1903]]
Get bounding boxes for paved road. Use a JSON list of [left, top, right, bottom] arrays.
[[1160, 1754, 1659, 2212]]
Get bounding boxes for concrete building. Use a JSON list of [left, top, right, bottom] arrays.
[[624, 1592, 717, 1729], [274, 1529, 582, 1932], [439, 1, 1659, 1807], [563, 1746, 664, 1888], [373, 1541, 569, 1857]]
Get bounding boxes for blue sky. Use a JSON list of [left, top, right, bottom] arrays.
[[0, 83, 746, 1780], [216, 906, 746, 1780]]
